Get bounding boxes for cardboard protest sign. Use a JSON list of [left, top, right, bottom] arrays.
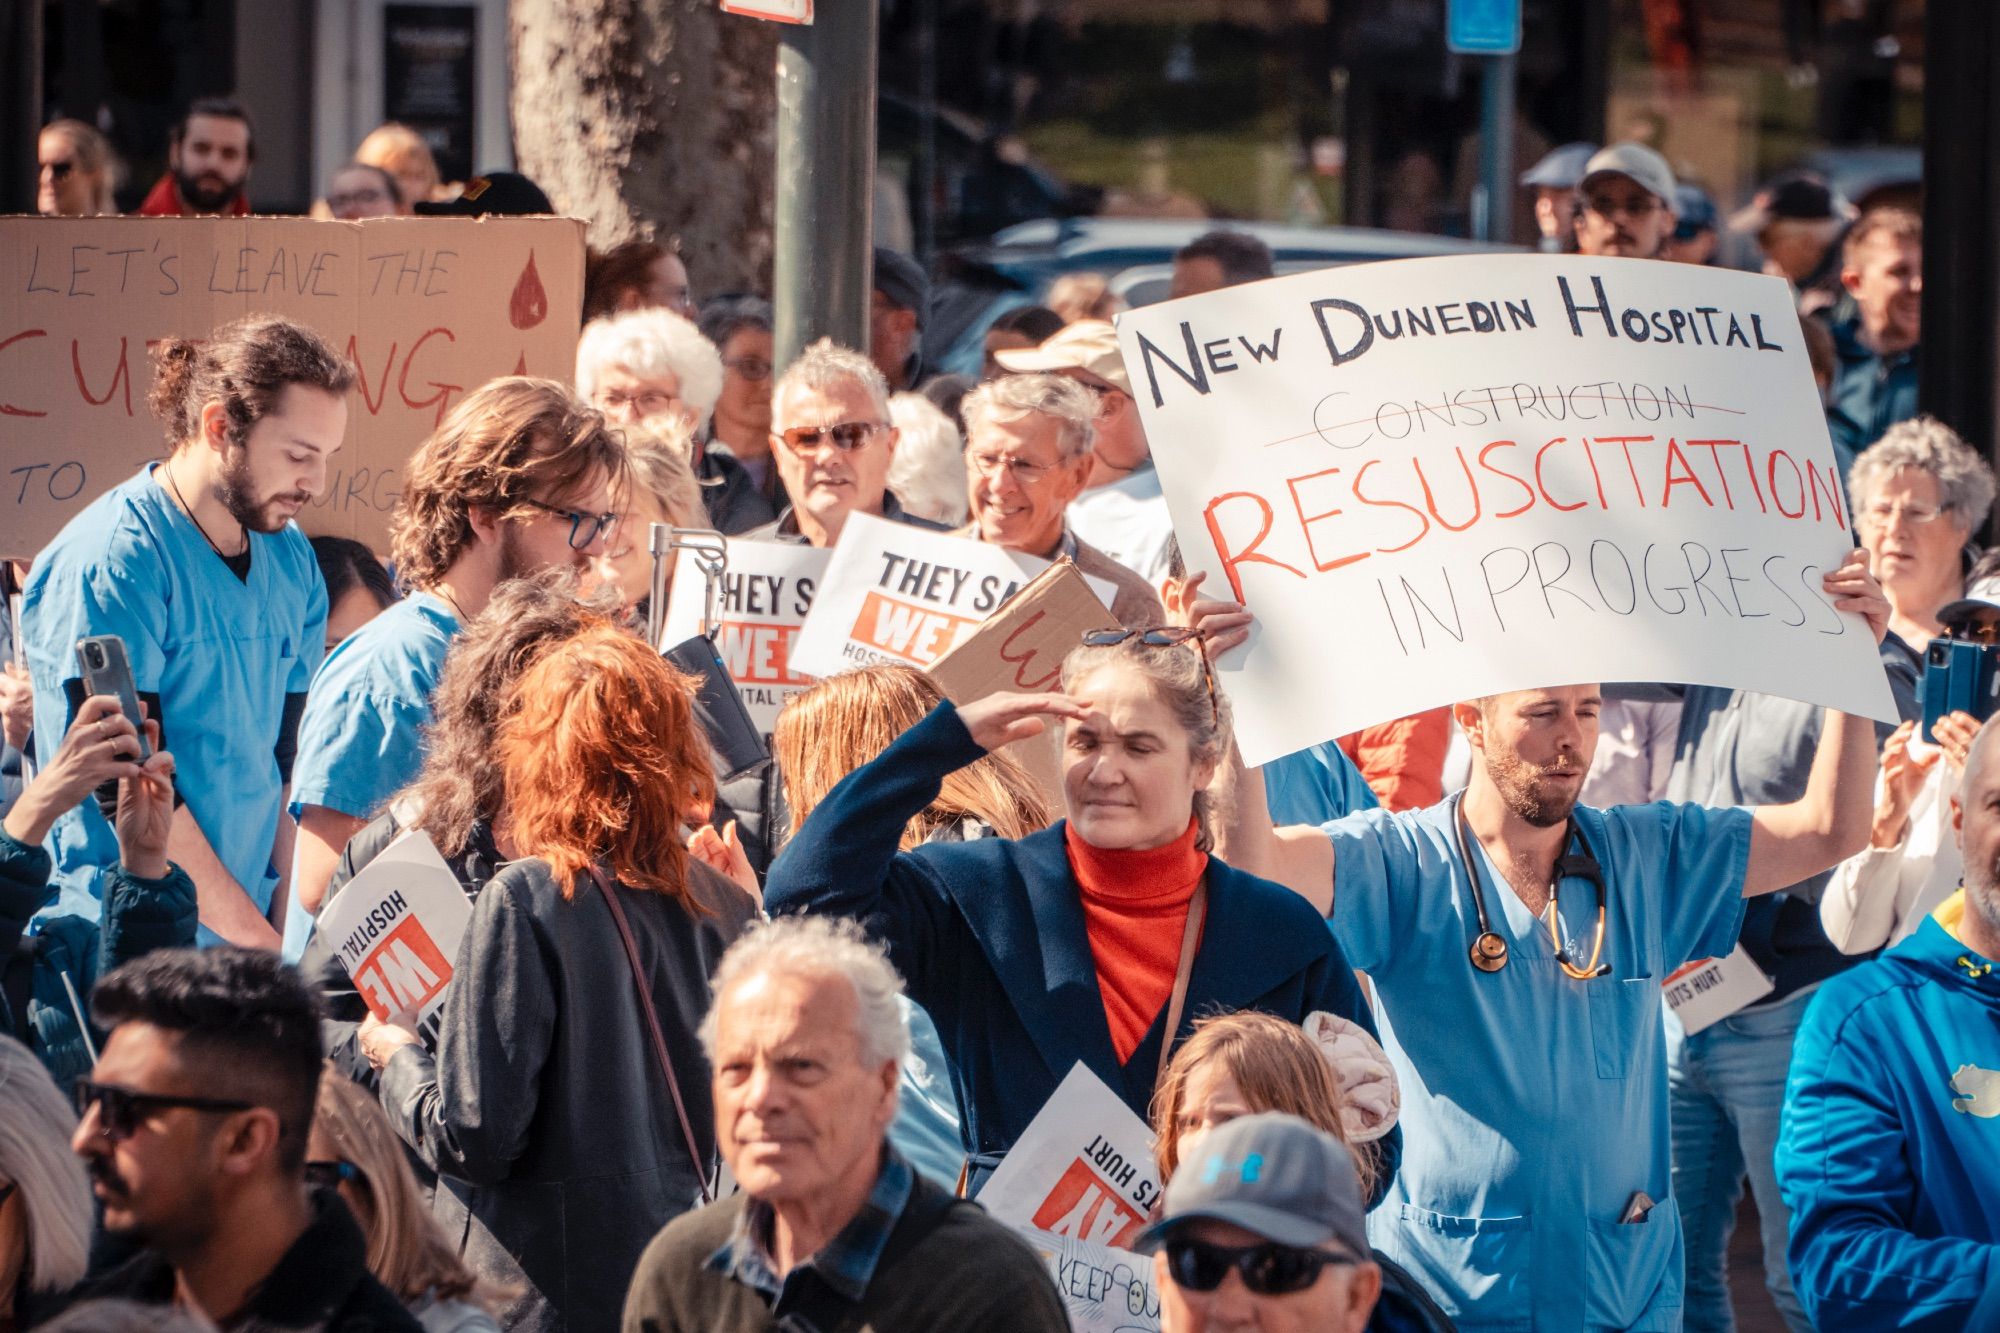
[[316, 829, 472, 1049], [0, 214, 585, 556], [788, 513, 1115, 678], [1022, 1227, 1162, 1333], [1117, 253, 1898, 766], [658, 538, 831, 734], [928, 558, 1120, 802], [977, 1062, 1163, 1252]]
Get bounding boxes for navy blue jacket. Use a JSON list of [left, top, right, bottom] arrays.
[[764, 702, 1398, 1194]]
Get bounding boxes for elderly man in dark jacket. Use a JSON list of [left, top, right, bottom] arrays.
[[1, 696, 193, 1082], [624, 916, 1069, 1333]]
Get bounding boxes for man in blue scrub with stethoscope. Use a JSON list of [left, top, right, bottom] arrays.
[[286, 378, 626, 924], [1187, 551, 1889, 1331], [23, 316, 353, 948]]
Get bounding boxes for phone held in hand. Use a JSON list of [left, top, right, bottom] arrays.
[[74, 634, 153, 758]]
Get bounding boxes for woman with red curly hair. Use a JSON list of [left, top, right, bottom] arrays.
[[359, 622, 757, 1333]]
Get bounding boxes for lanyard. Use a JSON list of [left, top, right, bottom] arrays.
[[1450, 793, 1611, 980]]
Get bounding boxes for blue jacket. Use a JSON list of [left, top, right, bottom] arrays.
[[764, 702, 1396, 1194], [1826, 315, 1919, 459], [1777, 899, 2000, 1331]]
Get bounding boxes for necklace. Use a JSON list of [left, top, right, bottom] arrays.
[[427, 585, 470, 621], [162, 460, 245, 560]]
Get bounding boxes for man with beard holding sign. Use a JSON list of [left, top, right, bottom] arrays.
[[1186, 550, 1887, 1332]]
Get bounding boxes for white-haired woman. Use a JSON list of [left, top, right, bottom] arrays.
[[886, 391, 969, 527], [1851, 416, 1998, 652], [0, 1034, 93, 1324], [575, 307, 774, 534]]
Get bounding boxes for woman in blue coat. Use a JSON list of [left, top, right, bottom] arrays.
[[764, 632, 1396, 1196]]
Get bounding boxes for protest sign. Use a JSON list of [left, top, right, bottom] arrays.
[[928, 558, 1120, 802], [316, 828, 472, 1049], [1020, 1226, 1161, 1333], [1663, 945, 1775, 1034], [0, 214, 585, 556], [788, 513, 1114, 678], [658, 537, 830, 734], [977, 1062, 1163, 1252], [1117, 253, 1899, 766]]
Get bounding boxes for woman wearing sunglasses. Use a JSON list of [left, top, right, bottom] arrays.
[[762, 631, 1393, 1197]]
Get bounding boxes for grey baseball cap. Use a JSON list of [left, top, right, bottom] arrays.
[[1133, 1113, 1369, 1258], [1580, 143, 1678, 209]]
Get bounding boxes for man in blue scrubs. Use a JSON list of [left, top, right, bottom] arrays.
[[1195, 552, 1889, 1330], [23, 316, 354, 948], [288, 378, 626, 919]]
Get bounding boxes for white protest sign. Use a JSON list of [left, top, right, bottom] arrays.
[[316, 829, 472, 1048], [788, 513, 1111, 678], [1020, 1226, 1162, 1333], [1663, 945, 1775, 1034], [1117, 253, 1898, 766], [658, 538, 829, 734], [977, 1062, 1163, 1252]]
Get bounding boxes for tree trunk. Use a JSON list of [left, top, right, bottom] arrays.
[[509, 0, 777, 296]]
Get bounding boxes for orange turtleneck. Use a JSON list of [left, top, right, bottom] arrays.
[[1064, 817, 1208, 1064]]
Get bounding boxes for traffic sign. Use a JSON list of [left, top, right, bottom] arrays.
[[1447, 0, 1521, 55]]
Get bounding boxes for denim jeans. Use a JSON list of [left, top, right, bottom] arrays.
[[1666, 985, 1815, 1333]]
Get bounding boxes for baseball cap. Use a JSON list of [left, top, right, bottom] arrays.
[[993, 319, 1132, 397], [414, 171, 556, 217], [1133, 1113, 1368, 1259], [1728, 171, 1852, 235], [1519, 142, 1598, 191], [1579, 143, 1678, 208], [872, 247, 930, 316], [1936, 577, 2000, 629]]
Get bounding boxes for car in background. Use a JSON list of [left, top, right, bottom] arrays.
[[927, 216, 1520, 378]]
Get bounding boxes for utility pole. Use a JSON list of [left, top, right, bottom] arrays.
[[1448, 0, 1522, 243], [773, 0, 880, 370], [1, 0, 43, 216]]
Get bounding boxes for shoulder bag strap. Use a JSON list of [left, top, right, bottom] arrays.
[[1155, 880, 1209, 1091], [588, 865, 715, 1205]]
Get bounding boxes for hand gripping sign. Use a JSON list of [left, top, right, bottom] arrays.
[[1115, 253, 1898, 766], [316, 829, 473, 1049]]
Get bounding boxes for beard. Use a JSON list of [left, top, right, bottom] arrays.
[[1965, 853, 2000, 941], [175, 164, 243, 212], [217, 446, 307, 534], [1484, 746, 1585, 827]]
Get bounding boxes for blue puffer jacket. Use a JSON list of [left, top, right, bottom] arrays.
[[1, 827, 198, 1083], [1777, 894, 2000, 1331]]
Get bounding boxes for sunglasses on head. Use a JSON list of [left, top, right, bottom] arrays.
[[1164, 1236, 1354, 1296], [779, 421, 884, 454], [1080, 626, 1220, 726], [74, 1078, 255, 1142]]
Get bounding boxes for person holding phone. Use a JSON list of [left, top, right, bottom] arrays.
[[1, 695, 190, 1081], [21, 316, 353, 949]]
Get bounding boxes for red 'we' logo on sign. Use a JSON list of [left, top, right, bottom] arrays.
[[1031, 1157, 1146, 1250], [353, 916, 453, 1021]]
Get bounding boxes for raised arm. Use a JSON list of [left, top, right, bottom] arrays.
[[1746, 552, 1889, 898]]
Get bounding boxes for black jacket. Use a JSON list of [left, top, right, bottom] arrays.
[[378, 855, 758, 1333], [49, 1188, 420, 1332], [699, 448, 779, 536]]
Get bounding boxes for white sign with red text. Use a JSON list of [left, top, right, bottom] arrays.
[[317, 829, 471, 1049], [658, 538, 829, 734], [1020, 1226, 1162, 1333], [977, 1063, 1164, 1253], [1663, 944, 1774, 1034]]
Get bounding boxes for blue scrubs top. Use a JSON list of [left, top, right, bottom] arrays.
[[22, 466, 325, 932], [1325, 799, 1753, 1331], [290, 591, 461, 821], [1264, 739, 1380, 825]]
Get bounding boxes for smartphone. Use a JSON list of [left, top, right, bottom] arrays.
[[1920, 637, 2000, 743], [74, 634, 152, 758]]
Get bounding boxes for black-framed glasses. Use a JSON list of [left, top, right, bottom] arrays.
[[521, 498, 617, 550], [778, 421, 886, 455], [74, 1078, 256, 1143], [1164, 1237, 1354, 1296], [1080, 626, 1220, 726], [305, 1159, 364, 1190]]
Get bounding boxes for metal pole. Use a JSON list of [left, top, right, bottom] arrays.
[[0, 0, 44, 217], [1473, 51, 1516, 243], [773, 0, 880, 371]]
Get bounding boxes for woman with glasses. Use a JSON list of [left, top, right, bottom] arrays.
[[0, 1035, 93, 1326], [1850, 416, 1997, 654], [697, 296, 781, 510], [307, 1069, 502, 1333], [37, 119, 120, 216], [358, 623, 757, 1333], [761, 634, 1391, 1196]]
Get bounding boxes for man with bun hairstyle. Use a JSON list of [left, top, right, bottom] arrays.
[[22, 316, 354, 948]]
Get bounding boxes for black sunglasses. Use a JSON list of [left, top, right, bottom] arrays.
[[1080, 626, 1220, 726], [521, 498, 617, 550], [305, 1159, 364, 1190], [1165, 1236, 1353, 1296], [74, 1078, 255, 1142], [42, 159, 76, 181]]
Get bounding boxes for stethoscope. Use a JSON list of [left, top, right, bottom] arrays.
[[1450, 792, 1612, 980]]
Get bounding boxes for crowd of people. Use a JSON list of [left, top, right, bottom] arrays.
[[2, 94, 1994, 1333]]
